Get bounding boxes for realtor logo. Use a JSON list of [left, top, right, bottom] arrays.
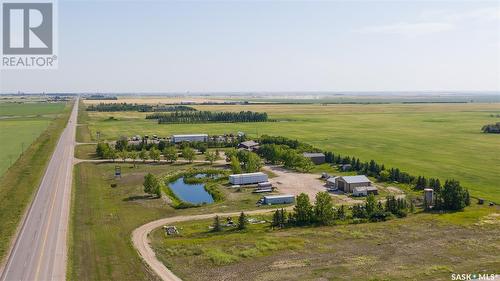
[[1, 1, 58, 69]]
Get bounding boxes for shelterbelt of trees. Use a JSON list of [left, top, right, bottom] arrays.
[[481, 122, 500, 133], [256, 135, 471, 211], [96, 132, 471, 211], [86, 102, 196, 112], [267, 192, 414, 231], [146, 111, 270, 123]]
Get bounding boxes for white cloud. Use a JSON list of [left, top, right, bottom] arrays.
[[421, 7, 500, 23], [359, 6, 499, 36], [359, 22, 454, 35]]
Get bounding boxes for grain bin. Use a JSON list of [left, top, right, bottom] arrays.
[[424, 188, 434, 206]]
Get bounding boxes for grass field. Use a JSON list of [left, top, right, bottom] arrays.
[[83, 103, 500, 202], [0, 102, 66, 176], [150, 205, 500, 281], [0, 102, 71, 260], [72, 105, 500, 281], [74, 144, 98, 160], [68, 161, 280, 280], [0, 102, 66, 116]]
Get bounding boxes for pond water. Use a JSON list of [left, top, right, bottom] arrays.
[[168, 175, 214, 204]]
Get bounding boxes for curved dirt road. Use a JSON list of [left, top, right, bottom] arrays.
[[132, 208, 291, 281]]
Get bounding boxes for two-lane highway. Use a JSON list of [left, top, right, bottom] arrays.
[[1, 99, 78, 281]]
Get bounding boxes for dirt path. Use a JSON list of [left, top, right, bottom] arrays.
[[132, 208, 293, 281], [264, 166, 326, 198]]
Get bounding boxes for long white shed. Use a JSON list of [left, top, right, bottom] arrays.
[[263, 194, 295, 205], [171, 134, 208, 143], [229, 172, 268, 185]]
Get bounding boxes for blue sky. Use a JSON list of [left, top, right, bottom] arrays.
[[1, 0, 499, 93]]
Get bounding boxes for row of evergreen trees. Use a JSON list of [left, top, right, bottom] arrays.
[[270, 192, 412, 229], [351, 194, 409, 222], [146, 111, 269, 123], [271, 192, 337, 227], [86, 103, 196, 112], [258, 135, 320, 152], [424, 179, 470, 211]]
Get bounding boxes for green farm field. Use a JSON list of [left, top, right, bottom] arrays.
[[0, 102, 66, 176], [83, 102, 500, 202], [0, 102, 66, 116]]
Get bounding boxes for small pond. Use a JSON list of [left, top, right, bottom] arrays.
[[168, 175, 214, 204]]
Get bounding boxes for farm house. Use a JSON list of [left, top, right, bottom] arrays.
[[238, 140, 260, 151]]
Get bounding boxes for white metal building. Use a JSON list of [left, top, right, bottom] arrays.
[[171, 134, 208, 143], [262, 194, 295, 205], [336, 175, 372, 193], [229, 172, 268, 185]]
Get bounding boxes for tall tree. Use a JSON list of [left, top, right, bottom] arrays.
[[212, 215, 222, 232], [143, 173, 160, 197], [225, 148, 237, 162], [293, 193, 313, 225], [106, 148, 117, 162], [163, 146, 178, 163], [365, 193, 377, 216], [149, 148, 161, 162], [230, 156, 242, 174], [182, 147, 195, 163], [205, 151, 218, 164], [336, 205, 346, 220], [314, 192, 335, 225], [129, 150, 138, 167], [139, 149, 149, 163], [237, 212, 247, 230], [118, 150, 128, 162], [441, 179, 467, 211], [244, 152, 262, 172]]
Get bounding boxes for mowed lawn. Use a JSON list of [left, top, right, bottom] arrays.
[[0, 102, 66, 176], [84, 103, 500, 202]]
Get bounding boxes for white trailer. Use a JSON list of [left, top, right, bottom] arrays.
[[257, 181, 272, 188], [229, 172, 268, 185], [262, 194, 295, 205]]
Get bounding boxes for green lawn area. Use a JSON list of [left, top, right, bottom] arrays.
[[149, 205, 500, 281], [74, 144, 98, 160], [83, 102, 500, 202], [68, 161, 279, 281]]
